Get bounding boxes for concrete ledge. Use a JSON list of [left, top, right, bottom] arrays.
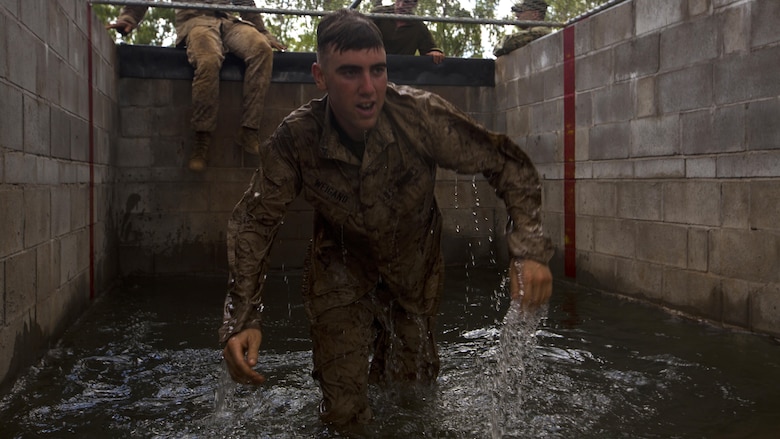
[[116, 44, 495, 87]]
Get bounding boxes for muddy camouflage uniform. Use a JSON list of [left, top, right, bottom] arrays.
[[493, 26, 551, 57], [219, 83, 554, 424], [116, 0, 277, 132], [371, 5, 443, 56]]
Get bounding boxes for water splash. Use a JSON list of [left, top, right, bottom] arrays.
[[487, 302, 547, 438]]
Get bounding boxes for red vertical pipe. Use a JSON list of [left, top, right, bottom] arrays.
[[87, 3, 96, 299], [563, 25, 576, 278]]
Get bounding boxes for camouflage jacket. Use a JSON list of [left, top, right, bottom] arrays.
[[219, 84, 554, 343], [370, 6, 443, 56], [116, 0, 275, 47], [493, 26, 552, 57]]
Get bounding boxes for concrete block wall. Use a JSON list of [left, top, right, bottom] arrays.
[[0, 0, 120, 392], [497, 0, 780, 336]]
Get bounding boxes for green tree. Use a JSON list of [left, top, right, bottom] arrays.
[[93, 0, 607, 56], [94, 2, 176, 46]]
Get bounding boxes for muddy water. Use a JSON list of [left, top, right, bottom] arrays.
[[1, 267, 779, 438]]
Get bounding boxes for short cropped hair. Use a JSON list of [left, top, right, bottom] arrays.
[[316, 8, 385, 59]]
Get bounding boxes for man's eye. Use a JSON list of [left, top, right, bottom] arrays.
[[372, 67, 387, 76]]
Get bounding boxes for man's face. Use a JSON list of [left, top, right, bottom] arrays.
[[312, 47, 388, 141], [394, 0, 418, 15], [515, 9, 544, 21]]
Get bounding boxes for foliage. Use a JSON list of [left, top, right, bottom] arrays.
[[93, 0, 609, 56], [94, 2, 176, 46]]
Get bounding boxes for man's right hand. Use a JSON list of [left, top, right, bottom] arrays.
[[106, 19, 136, 36], [223, 328, 266, 385]]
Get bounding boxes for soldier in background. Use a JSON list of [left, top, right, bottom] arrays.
[[107, 0, 286, 172], [493, 0, 551, 57], [371, 0, 445, 64]]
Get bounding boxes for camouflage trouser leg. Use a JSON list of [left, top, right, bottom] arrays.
[[220, 19, 273, 130], [185, 24, 224, 133], [310, 301, 374, 426], [310, 288, 440, 426], [367, 285, 440, 385]]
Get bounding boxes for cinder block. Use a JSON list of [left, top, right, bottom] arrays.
[[592, 160, 633, 179], [0, 82, 24, 151], [661, 267, 722, 320], [542, 64, 564, 101], [631, 115, 680, 157], [710, 229, 780, 283], [719, 2, 750, 54], [636, 221, 688, 267], [19, 0, 47, 42], [36, 240, 60, 301], [530, 31, 561, 72], [617, 181, 663, 221], [658, 64, 713, 113], [663, 180, 721, 226], [634, 158, 685, 178], [593, 82, 633, 124], [5, 250, 37, 323], [714, 45, 780, 105], [591, 0, 633, 49], [575, 49, 613, 91], [51, 185, 72, 238], [660, 18, 718, 71], [615, 34, 660, 82], [746, 97, 780, 152], [47, 1, 68, 60], [589, 121, 630, 160], [575, 215, 594, 252], [749, 180, 780, 231], [615, 258, 665, 301], [576, 181, 617, 217], [574, 250, 617, 291], [750, 284, 780, 337], [24, 188, 51, 248], [685, 157, 717, 178], [59, 233, 79, 282], [594, 217, 636, 258], [22, 96, 51, 155], [0, 260, 4, 326], [116, 137, 154, 168], [6, 19, 36, 92], [720, 181, 749, 228], [635, 77, 656, 118], [0, 13, 7, 79], [636, 0, 685, 35], [3, 152, 37, 184], [720, 278, 752, 328], [687, 227, 709, 271], [751, 0, 780, 48], [717, 150, 780, 178]]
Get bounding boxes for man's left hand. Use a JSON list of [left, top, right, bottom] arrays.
[[509, 258, 553, 310]]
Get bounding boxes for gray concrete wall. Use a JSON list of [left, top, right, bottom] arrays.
[[496, 0, 780, 336], [0, 0, 120, 392]]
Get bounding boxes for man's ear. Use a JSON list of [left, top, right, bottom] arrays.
[[311, 62, 327, 91]]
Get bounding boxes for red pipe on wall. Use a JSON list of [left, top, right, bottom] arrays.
[[563, 25, 576, 278]]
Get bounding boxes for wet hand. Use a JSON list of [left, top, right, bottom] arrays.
[[509, 259, 552, 310], [223, 328, 266, 385], [426, 50, 445, 64]]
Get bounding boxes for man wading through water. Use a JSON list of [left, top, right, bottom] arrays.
[[220, 8, 554, 433]]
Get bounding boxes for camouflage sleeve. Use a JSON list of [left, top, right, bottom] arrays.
[[218, 127, 302, 344], [417, 24, 443, 55], [232, 0, 276, 40], [406, 88, 554, 265]]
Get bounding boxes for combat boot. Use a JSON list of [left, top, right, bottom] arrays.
[[238, 126, 260, 155], [188, 131, 210, 172]]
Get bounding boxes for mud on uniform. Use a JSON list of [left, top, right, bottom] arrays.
[[219, 84, 554, 424], [116, 0, 277, 132]]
